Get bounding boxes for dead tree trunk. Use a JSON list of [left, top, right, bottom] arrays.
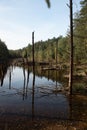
[[55, 40, 58, 67], [32, 32, 35, 73], [69, 0, 73, 95]]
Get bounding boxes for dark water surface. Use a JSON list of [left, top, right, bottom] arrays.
[[0, 65, 87, 130]]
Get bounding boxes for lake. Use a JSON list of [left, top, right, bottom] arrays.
[[0, 64, 87, 130]]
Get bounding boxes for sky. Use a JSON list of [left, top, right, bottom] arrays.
[[0, 0, 81, 50]]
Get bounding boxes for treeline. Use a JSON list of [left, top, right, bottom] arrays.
[[9, 36, 70, 64], [0, 39, 9, 63], [22, 36, 70, 63], [10, 0, 87, 65], [0, 0, 87, 65], [73, 0, 87, 64]]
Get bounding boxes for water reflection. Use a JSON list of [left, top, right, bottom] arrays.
[[0, 65, 87, 129], [26, 67, 30, 98], [22, 67, 26, 100], [21, 67, 30, 100], [9, 66, 13, 89], [0, 64, 8, 86], [32, 68, 35, 120]]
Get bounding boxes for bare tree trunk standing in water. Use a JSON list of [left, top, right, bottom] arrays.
[[32, 32, 35, 73], [69, 0, 73, 95], [45, 0, 74, 95]]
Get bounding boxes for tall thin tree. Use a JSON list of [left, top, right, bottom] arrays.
[[32, 32, 35, 73], [69, 0, 73, 95]]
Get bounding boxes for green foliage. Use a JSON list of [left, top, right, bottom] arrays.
[[22, 49, 27, 58], [14, 36, 69, 63], [73, 0, 87, 64], [73, 83, 86, 94], [8, 0, 87, 66], [0, 39, 9, 62], [58, 36, 70, 62], [9, 49, 22, 58]]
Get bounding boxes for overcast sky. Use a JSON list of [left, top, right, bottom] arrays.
[[0, 0, 81, 50]]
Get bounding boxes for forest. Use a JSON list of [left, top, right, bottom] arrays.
[[0, 39, 9, 62], [0, 0, 87, 67], [0, 0, 87, 129]]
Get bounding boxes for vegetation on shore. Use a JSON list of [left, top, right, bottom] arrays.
[[0, 39, 9, 62], [8, 0, 87, 64], [0, 0, 87, 72]]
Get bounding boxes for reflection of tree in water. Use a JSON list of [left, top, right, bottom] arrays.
[[9, 66, 13, 89], [22, 67, 26, 100], [0, 64, 8, 86], [32, 69, 35, 120], [22, 66, 35, 120], [31, 66, 68, 85], [22, 67, 30, 100], [26, 67, 30, 98]]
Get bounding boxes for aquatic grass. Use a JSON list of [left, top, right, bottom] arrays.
[[73, 83, 87, 94]]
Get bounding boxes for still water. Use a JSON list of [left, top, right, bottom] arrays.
[[0, 65, 87, 129], [0, 66, 68, 119]]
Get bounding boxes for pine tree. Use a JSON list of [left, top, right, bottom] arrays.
[[73, 0, 87, 63]]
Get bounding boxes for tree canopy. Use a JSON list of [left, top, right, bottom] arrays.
[[1, 0, 86, 66], [0, 39, 9, 62], [73, 0, 87, 63]]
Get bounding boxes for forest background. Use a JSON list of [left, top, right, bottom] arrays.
[[0, 0, 87, 68]]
